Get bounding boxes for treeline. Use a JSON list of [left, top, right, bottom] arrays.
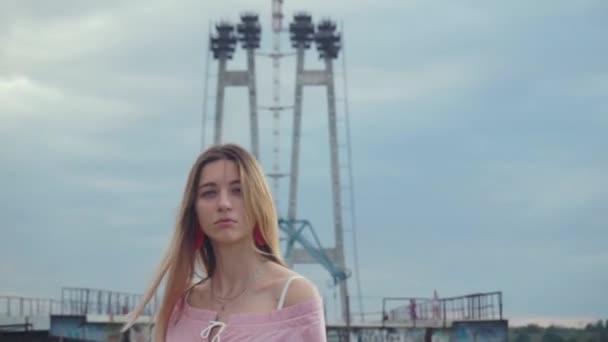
[[510, 320, 608, 342]]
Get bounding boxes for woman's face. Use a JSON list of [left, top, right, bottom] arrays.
[[195, 159, 250, 245]]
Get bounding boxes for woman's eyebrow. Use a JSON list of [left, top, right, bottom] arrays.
[[198, 182, 217, 189], [198, 180, 240, 189]]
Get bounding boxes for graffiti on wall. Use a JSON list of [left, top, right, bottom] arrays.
[[349, 328, 425, 342], [431, 329, 451, 342], [451, 321, 508, 342], [327, 320, 508, 342]]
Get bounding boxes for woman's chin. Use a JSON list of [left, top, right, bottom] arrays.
[[209, 231, 249, 246]]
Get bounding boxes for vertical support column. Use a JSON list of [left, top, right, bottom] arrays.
[[201, 22, 212, 151], [214, 57, 227, 145], [271, 40, 282, 206], [288, 46, 305, 227], [246, 48, 259, 158], [325, 56, 349, 321], [286, 12, 314, 265], [270, 0, 284, 210], [285, 46, 306, 266]]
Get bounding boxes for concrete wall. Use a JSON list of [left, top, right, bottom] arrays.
[[327, 320, 508, 342], [0, 331, 85, 342], [50, 315, 89, 340], [49, 315, 152, 342]]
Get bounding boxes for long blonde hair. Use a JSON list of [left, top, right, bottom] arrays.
[[123, 144, 284, 341]]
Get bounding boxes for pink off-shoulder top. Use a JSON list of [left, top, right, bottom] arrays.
[[166, 276, 327, 342]]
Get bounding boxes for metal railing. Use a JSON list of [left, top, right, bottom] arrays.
[[382, 291, 503, 327], [61, 287, 158, 316], [0, 296, 62, 316], [1, 287, 158, 317]]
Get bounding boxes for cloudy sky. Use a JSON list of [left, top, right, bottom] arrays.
[[1, 0, 606, 323]]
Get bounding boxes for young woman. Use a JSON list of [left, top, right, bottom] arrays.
[[124, 144, 326, 341]]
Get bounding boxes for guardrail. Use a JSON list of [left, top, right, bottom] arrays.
[[1, 287, 158, 317], [382, 291, 503, 327]]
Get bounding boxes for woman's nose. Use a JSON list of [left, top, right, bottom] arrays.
[[218, 189, 232, 211]]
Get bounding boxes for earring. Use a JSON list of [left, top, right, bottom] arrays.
[[194, 224, 205, 250], [254, 224, 266, 247]]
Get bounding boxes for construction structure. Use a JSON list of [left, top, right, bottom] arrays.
[[282, 14, 351, 322], [201, 3, 363, 324], [210, 14, 261, 158], [266, 0, 290, 202]]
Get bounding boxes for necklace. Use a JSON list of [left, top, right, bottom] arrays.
[[210, 264, 262, 312]]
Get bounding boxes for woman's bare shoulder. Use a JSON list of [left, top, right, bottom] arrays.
[[263, 263, 321, 308], [281, 275, 321, 307]]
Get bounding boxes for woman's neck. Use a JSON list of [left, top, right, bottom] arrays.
[[211, 241, 265, 296]]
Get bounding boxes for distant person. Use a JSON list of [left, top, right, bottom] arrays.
[[123, 144, 326, 341], [409, 298, 418, 322], [432, 290, 440, 320]]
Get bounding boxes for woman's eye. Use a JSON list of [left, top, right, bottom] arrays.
[[201, 190, 216, 198], [232, 188, 242, 195]]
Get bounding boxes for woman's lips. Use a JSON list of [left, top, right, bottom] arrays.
[[215, 218, 236, 228]]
